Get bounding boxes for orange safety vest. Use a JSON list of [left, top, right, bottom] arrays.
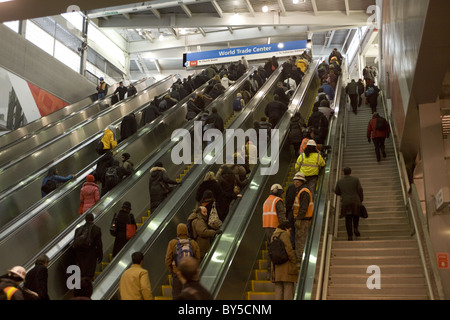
[[3, 286, 18, 300], [262, 195, 282, 228], [292, 188, 314, 219]]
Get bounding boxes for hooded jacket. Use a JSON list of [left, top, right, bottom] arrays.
[[101, 128, 117, 150], [187, 211, 217, 259], [80, 182, 100, 214], [165, 224, 200, 274], [148, 166, 178, 205]]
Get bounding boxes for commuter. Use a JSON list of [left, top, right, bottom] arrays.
[[346, 79, 360, 114], [318, 60, 329, 79], [141, 101, 162, 125], [321, 79, 335, 100], [158, 94, 178, 112], [119, 251, 153, 300], [186, 95, 203, 121], [264, 58, 274, 77], [148, 161, 180, 212], [216, 164, 245, 220], [183, 77, 194, 94], [112, 201, 137, 257], [79, 174, 100, 214], [41, 167, 74, 198], [367, 112, 391, 162], [315, 87, 330, 106], [258, 117, 273, 139], [195, 171, 222, 207], [363, 66, 375, 88], [204, 107, 224, 132], [187, 206, 223, 259], [270, 221, 298, 300], [220, 74, 235, 89], [290, 65, 304, 86], [318, 99, 334, 121], [208, 83, 226, 100], [291, 173, 314, 264], [73, 213, 103, 280], [236, 60, 246, 79], [295, 57, 309, 74], [120, 152, 134, 179], [95, 150, 114, 186], [253, 70, 264, 88], [96, 77, 108, 100], [127, 84, 137, 98], [365, 84, 381, 113], [175, 256, 212, 300], [307, 106, 329, 145], [165, 223, 200, 299], [329, 48, 343, 65], [241, 137, 258, 171], [327, 69, 338, 90], [24, 254, 50, 300], [0, 266, 27, 300], [285, 172, 308, 249], [118, 113, 137, 143], [70, 277, 93, 300], [274, 81, 290, 106], [264, 94, 288, 128], [232, 92, 245, 114], [295, 139, 326, 192], [249, 75, 259, 95], [284, 74, 297, 97], [262, 184, 288, 275], [100, 125, 118, 153], [335, 167, 364, 241], [113, 81, 128, 101], [241, 56, 249, 71], [357, 79, 365, 107], [101, 160, 122, 196], [288, 112, 306, 157]]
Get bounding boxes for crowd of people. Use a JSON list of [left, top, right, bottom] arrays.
[[5, 48, 377, 301]]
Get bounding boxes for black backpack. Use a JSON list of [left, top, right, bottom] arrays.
[[105, 166, 120, 186], [268, 234, 289, 265], [73, 224, 93, 249], [376, 117, 388, 131], [41, 179, 57, 195]]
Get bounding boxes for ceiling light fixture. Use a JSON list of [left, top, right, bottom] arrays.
[[293, 0, 299, 4], [262, 5, 268, 13], [159, 33, 164, 41]]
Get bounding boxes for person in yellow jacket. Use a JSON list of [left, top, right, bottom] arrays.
[[119, 251, 153, 300], [296, 58, 309, 73], [295, 139, 326, 192], [100, 125, 118, 154], [263, 184, 288, 275]]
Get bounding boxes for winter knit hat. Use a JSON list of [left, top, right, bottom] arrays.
[[86, 175, 95, 182]]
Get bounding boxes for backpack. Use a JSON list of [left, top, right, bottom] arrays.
[[41, 179, 57, 195], [105, 166, 120, 186], [173, 238, 194, 266], [365, 87, 375, 97], [233, 97, 243, 111], [376, 117, 388, 131], [186, 218, 195, 240], [268, 234, 289, 265], [96, 141, 104, 154], [73, 223, 93, 249]]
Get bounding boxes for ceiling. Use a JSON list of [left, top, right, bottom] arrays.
[[0, 0, 377, 75]]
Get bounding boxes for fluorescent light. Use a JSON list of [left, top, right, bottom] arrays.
[[0, 0, 14, 3]]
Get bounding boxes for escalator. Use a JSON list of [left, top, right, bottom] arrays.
[[0, 75, 178, 194], [0, 73, 209, 233], [0, 76, 155, 165], [86, 64, 292, 300], [10, 65, 263, 300]]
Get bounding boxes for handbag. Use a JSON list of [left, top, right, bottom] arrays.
[[208, 202, 222, 230], [109, 213, 118, 236], [360, 204, 368, 219], [126, 214, 137, 240], [159, 180, 170, 194]]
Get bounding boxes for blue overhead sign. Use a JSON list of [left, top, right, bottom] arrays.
[[183, 39, 308, 67]]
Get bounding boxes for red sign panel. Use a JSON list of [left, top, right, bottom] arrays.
[[437, 253, 449, 269], [190, 60, 198, 67]]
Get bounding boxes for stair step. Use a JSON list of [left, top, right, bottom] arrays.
[[251, 280, 275, 292], [327, 284, 429, 296], [332, 239, 418, 249], [328, 274, 426, 285], [161, 285, 172, 297], [246, 292, 275, 300], [331, 247, 420, 257], [327, 294, 428, 300], [329, 264, 425, 275], [330, 255, 422, 266]]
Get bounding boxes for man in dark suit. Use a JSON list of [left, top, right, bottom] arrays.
[[335, 167, 364, 241]]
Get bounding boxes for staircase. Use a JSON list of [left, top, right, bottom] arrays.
[[326, 102, 429, 300]]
